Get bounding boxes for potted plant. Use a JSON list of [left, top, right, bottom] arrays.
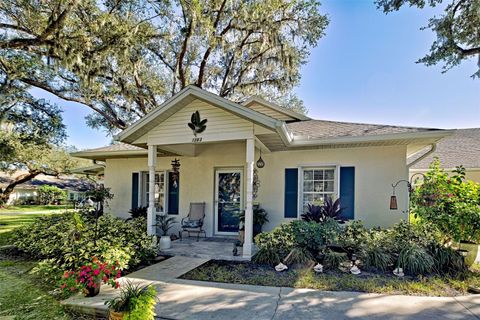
[[239, 205, 269, 243], [155, 214, 177, 250], [59, 258, 121, 297], [105, 280, 157, 320]]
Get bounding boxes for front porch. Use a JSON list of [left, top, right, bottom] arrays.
[[159, 237, 252, 261]]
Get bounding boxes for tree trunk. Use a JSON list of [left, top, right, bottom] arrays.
[[0, 171, 40, 205]]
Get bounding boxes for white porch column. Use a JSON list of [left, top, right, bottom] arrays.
[[147, 145, 157, 236], [243, 138, 255, 258]]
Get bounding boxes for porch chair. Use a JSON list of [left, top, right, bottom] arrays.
[[180, 202, 206, 241]]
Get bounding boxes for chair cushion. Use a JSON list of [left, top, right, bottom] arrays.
[[182, 220, 202, 228]]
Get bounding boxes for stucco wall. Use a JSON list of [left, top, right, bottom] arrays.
[[104, 143, 409, 236]]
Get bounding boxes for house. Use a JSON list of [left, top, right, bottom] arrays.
[[72, 85, 452, 258], [0, 171, 93, 205], [409, 128, 480, 182]]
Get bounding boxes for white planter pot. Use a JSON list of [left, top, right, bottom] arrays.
[[159, 236, 171, 250]]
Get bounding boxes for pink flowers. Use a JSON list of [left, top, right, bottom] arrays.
[[59, 258, 122, 294]]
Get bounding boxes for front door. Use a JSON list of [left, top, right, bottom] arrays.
[[214, 169, 243, 235]]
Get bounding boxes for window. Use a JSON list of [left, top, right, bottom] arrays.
[[301, 167, 336, 211], [141, 171, 167, 213]]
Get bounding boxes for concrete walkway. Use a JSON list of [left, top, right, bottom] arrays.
[[63, 256, 480, 320]]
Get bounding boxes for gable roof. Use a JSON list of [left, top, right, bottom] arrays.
[[116, 85, 282, 144], [409, 128, 480, 170], [242, 96, 310, 121]]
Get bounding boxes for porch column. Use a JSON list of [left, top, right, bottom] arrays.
[[147, 145, 157, 236], [243, 138, 254, 258]]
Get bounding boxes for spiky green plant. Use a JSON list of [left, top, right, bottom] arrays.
[[397, 244, 434, 275], [361, 245, 392, 271], [323, 249, 348, 269], [252, 247, 281, 266], [284, 247, 313, 265]]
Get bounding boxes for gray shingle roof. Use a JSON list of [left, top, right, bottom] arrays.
[[286, 120, 438, 139], [78, 143, 145, 153], [0, 172, 94, 191], [410, 128, 480, 169]]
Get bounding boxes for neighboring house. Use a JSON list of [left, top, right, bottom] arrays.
[[72, 85, 451, 258], [0, 171, 93, 205], [409, 128, 480, 182]]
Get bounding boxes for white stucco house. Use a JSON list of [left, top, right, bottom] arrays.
[[73, 86, 452, 258]]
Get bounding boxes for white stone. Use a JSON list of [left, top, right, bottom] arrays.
[[393, 267, 404, 277], [350, 265, 361, 275], [275, 262, 288, 272], [313, 263, 324, 273]]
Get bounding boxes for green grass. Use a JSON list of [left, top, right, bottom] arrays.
[[181, 260, 480, 297], [0, 204, 72, 213], [0, 213, 54, 246], [0, 259, 94, 320]]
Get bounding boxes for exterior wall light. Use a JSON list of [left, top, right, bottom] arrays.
[[389, 173, 426, 220], [256, 150, 265, 168]]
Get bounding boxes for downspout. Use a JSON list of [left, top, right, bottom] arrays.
[[407, 143, 437, 169]]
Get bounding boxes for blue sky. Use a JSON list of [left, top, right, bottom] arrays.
[[33, 0, 480, 150]]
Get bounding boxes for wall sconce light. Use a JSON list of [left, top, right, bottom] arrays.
[[256, 150, 265, 168], [171, 158, 181, 188]]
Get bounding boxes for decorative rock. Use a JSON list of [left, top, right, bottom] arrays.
[[350, 265, 361, 275], [313, 263, 324, 273], [393, 267, 404, 277], [275, 262, 288, 272]]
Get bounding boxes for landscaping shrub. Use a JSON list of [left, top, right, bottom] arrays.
[[360, 245, 392, 272], [252, 247, 281, 266], [397, 244, 435, 275], [323, 249, 348, 269], [428, 243, 466, 275], [284, 247, 313, 265], [12, 211, 156, 272], [300, 197, 345, 224], [37, 185, 67, 205], [411, 159, 480, 244]]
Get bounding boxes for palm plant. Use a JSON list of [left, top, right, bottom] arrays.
[[155, 215, 177, 236]]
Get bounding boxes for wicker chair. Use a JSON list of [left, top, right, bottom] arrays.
[[180, 202, 206, 241]]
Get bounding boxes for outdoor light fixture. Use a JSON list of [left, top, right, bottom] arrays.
[[389, 173, 426, 218], [171, 158, 181, 188], [256, 150, 265, 168]]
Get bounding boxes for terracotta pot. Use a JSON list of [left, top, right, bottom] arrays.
[[109, 310, 126, 320]]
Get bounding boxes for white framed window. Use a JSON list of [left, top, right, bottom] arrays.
[[141, 171, 167, 213], [300, 167, 337, 211]]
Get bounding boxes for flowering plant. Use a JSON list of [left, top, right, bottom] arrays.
[[60, 257, 121, 295]]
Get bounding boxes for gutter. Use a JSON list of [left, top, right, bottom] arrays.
[[276, 129, 454, 148], [407, 143, 437, 169]]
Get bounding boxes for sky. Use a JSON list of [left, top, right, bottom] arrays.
[[33, 0, 480, 150]]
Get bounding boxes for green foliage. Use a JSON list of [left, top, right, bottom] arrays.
[[301, 198, 345, 224], [397, 244, 435, 275], [252, 247, 281, 266], [37, 185, 67, 205], [361, 245, 392, 272], [106, 281, 157, 320], [284, 247, 313, 265], [12, 212, 156, 271], [376, 0, 480, 78], [323, 249, 348, 269], [255, 222, 296, 258], [0, 0, 328, 133], [429, 243, 466, 275], [155, 215, 177, 236], [239, 205, 270, 227], [411, 159, 480, 243], [128, 206, 148, 220]]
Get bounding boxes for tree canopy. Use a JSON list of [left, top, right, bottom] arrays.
[[0, 0, 328, 133], [376, 0, 480, 78]]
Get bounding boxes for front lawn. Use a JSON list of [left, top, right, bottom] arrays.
[[0, 204, 72, 213], [0, 213, 52, 246], [181, 260, 480, 297], [0, 259, 95, 320]]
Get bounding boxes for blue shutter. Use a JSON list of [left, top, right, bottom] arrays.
[[167, 172, 179, 215], [340, 167, 355, 220], [284, 168, 298, 218], [131, 172, 139, 209]]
